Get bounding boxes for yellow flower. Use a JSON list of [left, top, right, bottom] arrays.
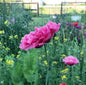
[[42, 55, 45, 58], [61, 54, 66, 57], [16, 55, 20, 58], [62, 75, 67, 80], [40, 75, 42, 78], [0, 42, 2, 45], [47, 50, 48, 53], [54, 36, 59, 40], [75, 76, 80, 79], [0, 58, 3, 61], [53, 61, 57, 64], [11, 54, 14, 56], [0, 31, 3, 34], [3, 46, 5, 49], [9, 36, 13, 39], [14, 35, 18, 39], [2, 30, 4, 33], [4, 20, 9, 25], [60, 68, 69, 73], [18, 51, 21, 54], [6, 60, 14, 65], [80, 52, 83, 55], [0, 30, 4, 34], [39, 57, 41, 60], [44, 61, 48, 65], [5, 47, 10, 51], [64, 38, 67, 42]]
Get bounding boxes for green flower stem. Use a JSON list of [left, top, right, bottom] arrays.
[[69, 66, 72, 85], [53, 33, 56, 56], [85, 72, 86, 85], [53, 37, 55, 56], [84, 39, 86, 85], [80, 56, 84, 81], [46, 71, 48, 85], [80, 33, 85, 80], [44, 45, 48, 85], [44, 44, 47, 57]]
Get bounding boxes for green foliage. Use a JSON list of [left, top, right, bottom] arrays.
[[11, 49, 39, 85], [11, 63, 24, 85], [0, 22, 29, 55], [0, 2, 86, 85], [0, 45, 8, 58], [0, 2, 33, 55], [23, 49, 38, 84], [0, 55, 14, 85]]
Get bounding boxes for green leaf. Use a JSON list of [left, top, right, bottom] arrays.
[[23, 49, 38, 83], [11, 63, 24, 85]]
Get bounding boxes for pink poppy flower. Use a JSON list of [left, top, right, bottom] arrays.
[[19, 32, 36, 50], [46, 21, 60, 37], [19, 21, 60, 50], [63, 56, 79, 66]]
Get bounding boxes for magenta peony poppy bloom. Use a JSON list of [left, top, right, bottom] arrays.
[[63, 56, 79, 66], [19, 21, 60, 50]]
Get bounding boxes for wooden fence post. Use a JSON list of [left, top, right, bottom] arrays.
[[22, 2, 24, 10], [37, 3, 39, 16], [61, 2, 63, 16]]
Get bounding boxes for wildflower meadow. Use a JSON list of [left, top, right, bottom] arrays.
[[0, 1, 86, 85]]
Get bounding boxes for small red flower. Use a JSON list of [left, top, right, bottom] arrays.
[[60, 83, 66, 85], [72, 22, 78, 26]]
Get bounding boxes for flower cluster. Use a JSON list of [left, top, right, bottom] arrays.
[[4, 18, 15, 25], [9, 35, 18, 39], [6, 60, 14, 66], [62, 75, 67, 80], [67, 22, 82, 29], [60, 68, 69, 73], [19, 21, 60, 50], [0, 30, 5, 34]]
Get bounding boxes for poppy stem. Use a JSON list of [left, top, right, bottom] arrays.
[[44, 44, 47, 57], [53, 33, 56, 56], [85, 72, 86, 85], [69, 66, 72, 85], [80, 56, 84, 81], [44, 44, 48, 85]]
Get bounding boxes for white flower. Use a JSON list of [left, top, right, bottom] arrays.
[[71, 15, 81, 21]]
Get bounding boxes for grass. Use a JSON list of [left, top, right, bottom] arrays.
[[32, 17, 51, 27]]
